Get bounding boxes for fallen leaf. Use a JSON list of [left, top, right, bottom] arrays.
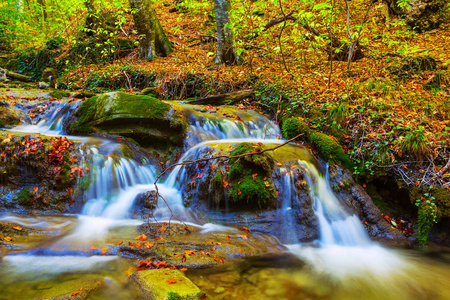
[[167, 279, 177, 284], [135, 234, 147, 241], [12, 226, 22, 231]]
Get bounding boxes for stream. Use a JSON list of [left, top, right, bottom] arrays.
[[1, 88, 450, 300]]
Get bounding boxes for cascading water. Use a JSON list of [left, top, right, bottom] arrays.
[[2, 92, 450, 300]]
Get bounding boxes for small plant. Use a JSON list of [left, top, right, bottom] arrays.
[[399, 126, 430, 159], [415, 186, 438, 245]]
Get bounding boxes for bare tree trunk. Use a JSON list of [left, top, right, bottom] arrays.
[[213, 0, 239, 65], [128, 0, 173, 61]]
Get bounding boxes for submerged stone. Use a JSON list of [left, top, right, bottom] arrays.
[[133, 269, 202, 300], [35, 276, 105, 300]]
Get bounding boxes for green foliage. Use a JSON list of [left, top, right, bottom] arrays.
[[16, 48, 58, 81], [412, 186, 442, 245], [49, 90, 70, 99], [399, 126, 430, 159]]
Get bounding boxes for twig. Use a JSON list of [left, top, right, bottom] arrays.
[[123, 71, 132, 90]]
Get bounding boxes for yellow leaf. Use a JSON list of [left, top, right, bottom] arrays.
[[12, 226, 22, 231]]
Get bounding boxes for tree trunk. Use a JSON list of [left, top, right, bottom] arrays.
[[128, 0, 173, 61], [213, 0, 239, 65]]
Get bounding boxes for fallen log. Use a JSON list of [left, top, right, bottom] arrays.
[[186, 89, 254, 106], [1, 68, 31, 82]]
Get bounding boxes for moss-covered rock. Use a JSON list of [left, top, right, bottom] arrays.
[[49, 90, 70, 99], [133, 269, 202, 300], [141, 87, 160, 98], [282, 117, 311, 139], [226, 143, 275, 208], [0, 107, 20, 128], [281, 117, 353, 170], [67, 92, 187, 148]]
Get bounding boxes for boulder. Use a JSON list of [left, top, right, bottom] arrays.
[[0, 107, 20, 128], [35, 276, 105, 300], [66, 92, 187, 148], [390, 0, 446, 32]]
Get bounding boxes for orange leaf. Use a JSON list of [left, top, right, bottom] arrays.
[[144, 242, 154, 249], [180, 268, 187, 272], [101, 247, 108, 255], [135, 234, 147, 241], [160, 226, 166, 232], [115, 240, 123, 246], [12, 226, 22, 231], [72, 291, 79, 296], [124, 267, 134, 278], [167, 279, 177, 284], [222, 180, 228, 188]]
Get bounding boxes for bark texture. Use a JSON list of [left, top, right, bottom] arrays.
[[128, 0, 173, 61], [213, 0, 239, 65]]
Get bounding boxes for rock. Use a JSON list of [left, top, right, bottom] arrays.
[[140, 87, 160, 98], [132, 190, 158, 216], [37, 82, 50, 89], [119, 225, 286, 268], [72, 91, 96, 99], [49, 90, 70, 99], [66, 92, 187, 149], [327, 164, 405, 240], [133, 269, 203, 300], [390, 0, 446, 32], [42, 67, 58, 88], [0, 107, 20, 128], [35, 276, 105, 300]]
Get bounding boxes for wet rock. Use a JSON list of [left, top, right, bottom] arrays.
[[132, 190, 158, 216], [66, 91, 187, 149], [328, 164, 405, 240], [132, 269, 203, 300], [119, 225, 286, 268]]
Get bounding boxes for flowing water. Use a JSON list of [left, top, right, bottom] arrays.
[[1, 89, 450, 299]]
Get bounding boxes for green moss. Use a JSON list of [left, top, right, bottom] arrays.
[[228, 173, 274, 207], [16, 187, 32, 206], [309, 132, 353, 169], [226, 142, 275, 208], [433, 187, 450, 218], [282, 118, 311, 139], [133, 269, 202, 300], [49, 90, 70, 99], [417, 204, 435, 245], [141, 87, 160, 97], [72, 92, 172, 134]]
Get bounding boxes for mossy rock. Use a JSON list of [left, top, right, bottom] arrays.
[[0, 107, 20, 128], [133, 269, 203, 300], [49, 90, 70, 99], [309, 132, 353, 169], [281, 117, 352, 170], [141, 87, 160, 98], [226, 143, 276, 208], [15, 187, 32, 206], [68, 92, 187, 148], [282, 118, 311, 139]]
